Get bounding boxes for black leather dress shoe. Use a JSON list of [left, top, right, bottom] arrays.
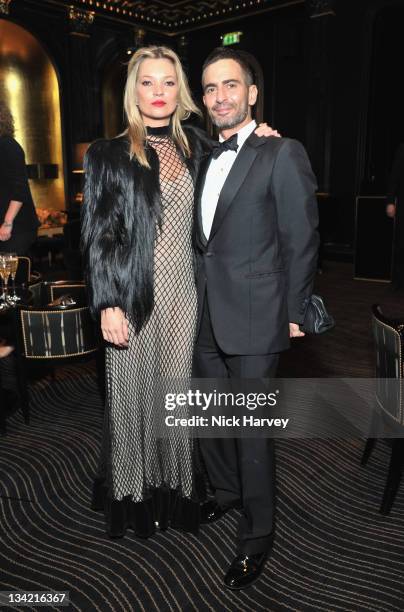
[[224, 553, 267, 590], [200, 499, 240, 524]]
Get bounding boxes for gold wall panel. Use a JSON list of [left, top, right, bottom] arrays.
[[0, 19, 65, 211]]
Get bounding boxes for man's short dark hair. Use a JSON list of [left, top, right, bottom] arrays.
[[202, 47, 254, 87]]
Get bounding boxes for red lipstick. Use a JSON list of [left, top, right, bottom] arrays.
[[152, 100, 166, 107]]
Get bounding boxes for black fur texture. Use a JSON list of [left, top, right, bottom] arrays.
[[81, 125, 212, 332]]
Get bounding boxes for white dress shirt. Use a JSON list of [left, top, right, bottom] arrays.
[[201, 119, 257, 240]]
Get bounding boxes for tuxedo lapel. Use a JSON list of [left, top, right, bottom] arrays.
[[195, 154, 211, 247], [209, 142, 257, 240]]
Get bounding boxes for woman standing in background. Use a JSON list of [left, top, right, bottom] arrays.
[[0, 101, 39, 401], [0, 101, 39, 255]]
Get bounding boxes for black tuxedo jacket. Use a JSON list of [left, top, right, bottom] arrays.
[[194, 134, 319, 355]]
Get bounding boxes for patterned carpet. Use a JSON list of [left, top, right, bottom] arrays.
[[1, 361, 403, 611]]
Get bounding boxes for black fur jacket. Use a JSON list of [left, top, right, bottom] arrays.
[[81, 124, 213, 332]]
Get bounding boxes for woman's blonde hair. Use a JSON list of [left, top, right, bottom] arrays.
[[123, 45, 200, 167]]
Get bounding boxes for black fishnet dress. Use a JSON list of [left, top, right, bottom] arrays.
[[92, 126, 204, 537]]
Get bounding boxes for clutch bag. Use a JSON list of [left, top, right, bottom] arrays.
[[48, 294, 77, 309], [301, 294, 335, 334]]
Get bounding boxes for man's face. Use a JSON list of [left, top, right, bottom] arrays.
[[202, 58, 257, 131]]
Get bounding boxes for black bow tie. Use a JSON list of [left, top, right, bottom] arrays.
[[211, 134, 239, 159]]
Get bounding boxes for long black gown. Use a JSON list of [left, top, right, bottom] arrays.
[[92, 125, 205, 537]]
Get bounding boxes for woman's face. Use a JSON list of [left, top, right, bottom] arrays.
[[136, 58, 179, 127]]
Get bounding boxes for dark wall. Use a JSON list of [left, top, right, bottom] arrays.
[[326, 0, 404, 246], [361, 3, 404, 194]]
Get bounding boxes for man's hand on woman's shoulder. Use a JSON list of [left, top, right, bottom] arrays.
[[254, 123, 281, 138]]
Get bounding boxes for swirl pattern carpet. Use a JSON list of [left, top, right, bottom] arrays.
[[1, 362, 403, 611]]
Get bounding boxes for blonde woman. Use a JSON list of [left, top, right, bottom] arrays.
[[82, 46, 276, 538]]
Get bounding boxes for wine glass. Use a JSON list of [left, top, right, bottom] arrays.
[[6, 252, 19, 302], [0, 255, 11, 306]]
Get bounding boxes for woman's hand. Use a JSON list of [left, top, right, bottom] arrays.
[[0, 223, 12, 241], [255, 123, 281, 138], [101, 307, 129, 347]]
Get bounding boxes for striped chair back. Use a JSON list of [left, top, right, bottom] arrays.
[[18, 306, 99, 359], [372, 305, 404, 425]]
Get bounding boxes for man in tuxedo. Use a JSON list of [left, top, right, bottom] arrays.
[[193, 48, 319, 590]]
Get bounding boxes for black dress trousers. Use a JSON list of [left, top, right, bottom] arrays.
[[193, 294, 279, 555]]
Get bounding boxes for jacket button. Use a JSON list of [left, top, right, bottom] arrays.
[[205, 252, 213, 257]]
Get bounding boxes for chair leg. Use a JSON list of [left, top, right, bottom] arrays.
[[15, 355, 30, 425], [361, 438, 376, 465], [380, 439, 404, 515]]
